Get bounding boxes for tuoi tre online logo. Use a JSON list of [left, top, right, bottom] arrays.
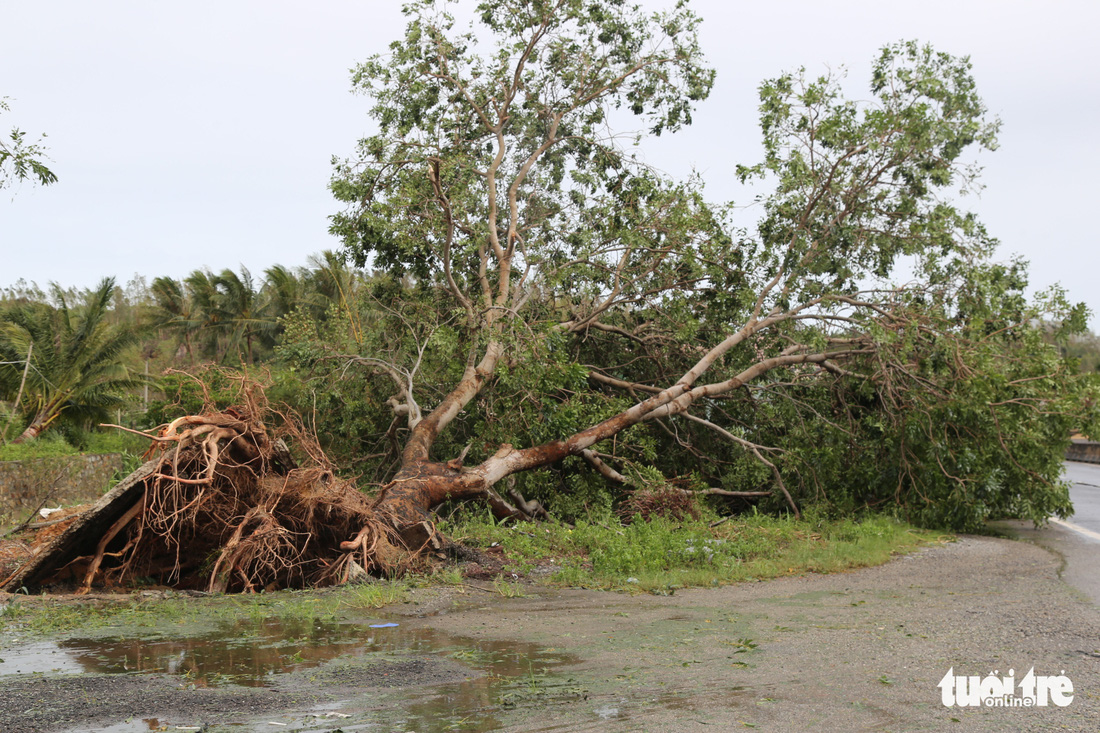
[[938, 667, 1074, 708]]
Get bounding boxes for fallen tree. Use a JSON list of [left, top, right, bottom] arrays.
[[2, 377, 415, 593], [6, 2, 1094, 594], [320, 2, 1094, 537]]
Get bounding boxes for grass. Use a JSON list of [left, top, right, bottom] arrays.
[[0, 429, 148, 462], [0, 508, 945, 635], [344, 580, 409, 608], [440, 508, 948, 594], [492, 578, 529, 598], [0, 435, 80, 461], [0, 580, 410, 636]]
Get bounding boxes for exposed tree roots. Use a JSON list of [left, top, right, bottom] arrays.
[[0, 375, 423, 594]]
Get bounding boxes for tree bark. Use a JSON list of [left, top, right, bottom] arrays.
[[12, 413, 48, 444], [401, 341, 504, 464]]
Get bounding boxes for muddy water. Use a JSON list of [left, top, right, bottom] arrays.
[[1, 617, 571, 683], [0, 614, 582, 732]]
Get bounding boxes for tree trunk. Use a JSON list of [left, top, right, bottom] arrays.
[[12, 414, 49, 444], [370, 350, 854, 536], [372, 459, 486, 547], [2, 342, 32, 442]]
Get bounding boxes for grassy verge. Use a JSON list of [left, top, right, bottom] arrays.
[[440, 509, 949, 594], [0, 581, 410, 636], [0, 511, 946, 635]]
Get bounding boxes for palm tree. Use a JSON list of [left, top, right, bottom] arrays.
[[0, 278, 145, 442], [184, 269, 222, 361], [149, 276, 201, 363], [306, 251, 365, 344], [263, 264, 308, 320], [212, 267, 272, 364], [308, 251, 360, 314]]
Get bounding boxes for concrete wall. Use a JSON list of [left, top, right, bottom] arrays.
[[0, 453, 123, 519], [1066, 440, 1100, 464]]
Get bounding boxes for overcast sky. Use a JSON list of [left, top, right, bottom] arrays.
[[2, 1, 1098, 325]]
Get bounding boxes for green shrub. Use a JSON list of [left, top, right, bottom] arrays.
[[0, 434, 78, 461]]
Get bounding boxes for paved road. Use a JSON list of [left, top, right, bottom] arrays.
[[1061, 461, 1100, 537], [1000, 461, 1100, 605]]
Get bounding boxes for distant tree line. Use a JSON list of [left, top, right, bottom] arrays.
[[0, 252, 370, 445]]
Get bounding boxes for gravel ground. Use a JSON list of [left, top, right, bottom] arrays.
[[0, 535, 1096, 732], [411, 535, 1100, 731], [0, 673, 308, 732]]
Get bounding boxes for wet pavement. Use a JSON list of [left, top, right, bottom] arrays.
[[994, 461, 1100, 606], [1061, 461, 1100, 537]]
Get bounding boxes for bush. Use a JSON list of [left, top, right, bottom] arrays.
[[0, 434, 78, 461]]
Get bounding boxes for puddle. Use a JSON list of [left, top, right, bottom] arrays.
[[1, 617, 573, 688], [0, 640, 85, 675], [593, 703, 621, 719], [80, 720, 173, 733], [0, 598, 756, 731], [2, 617, 361, 686], [0, 616, 588, 732]]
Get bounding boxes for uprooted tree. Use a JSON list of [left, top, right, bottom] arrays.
[[322, 1, 1094, 538], [2, 374, 416, 593], [6, 0, 1096, 593]]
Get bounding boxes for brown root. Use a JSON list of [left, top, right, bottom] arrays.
[[3, 370, 414, 594]]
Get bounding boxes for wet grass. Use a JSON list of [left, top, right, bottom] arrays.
[[442, 509, 948, 594], [0, 512, 946, 635], [0, 580, 411, 636]]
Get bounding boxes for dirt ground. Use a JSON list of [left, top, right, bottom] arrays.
[[1, 535, 1098, 732]]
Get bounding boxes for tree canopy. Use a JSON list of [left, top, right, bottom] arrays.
[[314, 0, 1099, 535], [0, 278, 144, 442]]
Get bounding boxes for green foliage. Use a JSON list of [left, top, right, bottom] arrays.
[[144, 367, 257, 427], [320, 17, 1088, 531], [742, 41, 1000, 299], [755, 261, 1098, 531], [0, 428, 145, 461], [142, 253, 365, 369], [0, 98, 57, 188], [78, 428, 149, 455], [330, 0, 717, 306], [0, 433, 78, 461], [0, 278, 148, 442]]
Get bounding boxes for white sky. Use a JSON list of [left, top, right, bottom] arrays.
[[2, 1, 1098, 325]]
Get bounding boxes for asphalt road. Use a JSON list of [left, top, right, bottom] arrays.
[[999, 461, 1100, 606], [1061, 461, 1100, 537]]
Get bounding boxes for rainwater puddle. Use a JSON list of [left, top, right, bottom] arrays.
[[1, 617, 368, 685], [0, 616, 589, 732], [1, 616, 573, 687]]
